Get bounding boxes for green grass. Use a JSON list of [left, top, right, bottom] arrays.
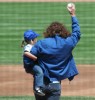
[[0, 96, 95, 100], [0, 2, 95, 64]]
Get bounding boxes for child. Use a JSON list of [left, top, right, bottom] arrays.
[[21, 30, 45, 96]]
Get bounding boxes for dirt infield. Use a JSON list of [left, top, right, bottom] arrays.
[[0, 65, 95, 96]]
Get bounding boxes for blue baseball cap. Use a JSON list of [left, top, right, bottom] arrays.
[[24, 30, 39, 41]]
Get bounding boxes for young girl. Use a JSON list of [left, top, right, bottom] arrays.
[[21, 30, 45, 96]]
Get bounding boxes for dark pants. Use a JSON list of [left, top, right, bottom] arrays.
[[34, 77, 61, 100]]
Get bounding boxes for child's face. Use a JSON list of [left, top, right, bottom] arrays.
[[33, 38, 37, 44]]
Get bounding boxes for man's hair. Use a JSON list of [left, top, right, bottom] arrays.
[[43, 22, 70, 38]]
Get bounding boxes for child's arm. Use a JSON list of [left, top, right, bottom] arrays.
[[24, 52, 37, 61]]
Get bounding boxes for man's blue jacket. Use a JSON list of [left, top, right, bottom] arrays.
[[31, 16, 81, 82]]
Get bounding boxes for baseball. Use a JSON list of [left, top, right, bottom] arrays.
[[67, 3, 73, 8], [67, 3, 72, 7], [67, 3, 75, 11]]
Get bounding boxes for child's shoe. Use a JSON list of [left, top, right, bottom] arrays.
[[34, 87, 45, 96]]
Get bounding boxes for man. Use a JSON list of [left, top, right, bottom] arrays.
[[31, 3, 81, 100]]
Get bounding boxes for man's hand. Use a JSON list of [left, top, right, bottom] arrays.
[[67, 3, 76, 16]]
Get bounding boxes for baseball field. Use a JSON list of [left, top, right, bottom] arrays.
[[0, 0, 95, 100]]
